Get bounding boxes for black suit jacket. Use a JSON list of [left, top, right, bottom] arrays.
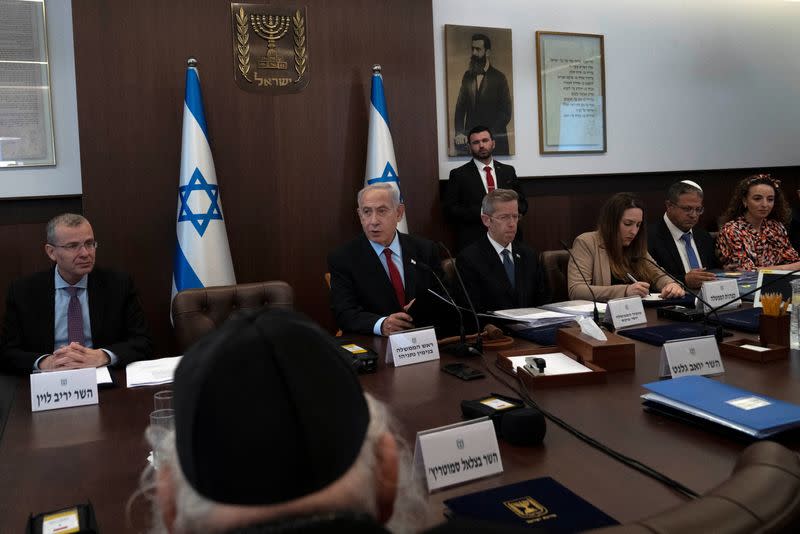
[[328, 233, 443, 335], [647, 218, 719, 285], [454, 65, 512, 154], [0, 267, 153, 374], [457, 236, 549, 313], [443, 160, 527, 251]]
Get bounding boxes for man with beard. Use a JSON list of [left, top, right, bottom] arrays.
[[0, 213, 152, 373], [443, 126, 527, 251], [453, 33, 513, 155]]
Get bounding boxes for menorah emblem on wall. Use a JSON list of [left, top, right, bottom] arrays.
[[250, 14, 290, 69]]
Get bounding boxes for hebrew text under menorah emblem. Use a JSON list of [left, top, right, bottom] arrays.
[[231, 4, 309, 94], [250, 14, 290, 69]]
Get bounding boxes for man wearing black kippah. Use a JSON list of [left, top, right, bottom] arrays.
[[143, 308, 532, 534]]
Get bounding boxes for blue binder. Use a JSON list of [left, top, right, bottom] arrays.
[[708, 307, 761, 333], [617, 323, 715, 345], [642, 376, 800, 438]]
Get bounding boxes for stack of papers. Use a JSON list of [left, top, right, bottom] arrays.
[[126, 356, 183, 388], [506, 353, 593, 376], [642, 376, 800, 438], [489, 307, 575, 328], [542, 300, 607, 317]]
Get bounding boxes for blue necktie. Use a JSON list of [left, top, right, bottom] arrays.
[[680, 232, 701, 269], [501, 249, 515, 288]]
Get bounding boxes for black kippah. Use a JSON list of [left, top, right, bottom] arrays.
[[173, 308, 370, 505]]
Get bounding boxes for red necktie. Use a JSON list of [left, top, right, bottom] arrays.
[[484, 166, 495, 192], [66, 286, 85, 345], [383, 248, 405, 307]]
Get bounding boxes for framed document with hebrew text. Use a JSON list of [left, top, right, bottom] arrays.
[[0, 0, 55, 167], [536, 32, 606, 154]]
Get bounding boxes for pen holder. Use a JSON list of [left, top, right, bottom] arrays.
[[759, 314, 789, 347]]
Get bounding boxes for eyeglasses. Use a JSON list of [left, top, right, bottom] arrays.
[[489, 214, 523, 223], [671, 204, 704, 215], [50, 240, 99, 252]]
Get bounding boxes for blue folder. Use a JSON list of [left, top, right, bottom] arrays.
[[444, 476, 618, 531], [617, 323, 717, 346], [642, 376, 800, 439], [708, 307, 761, 333]]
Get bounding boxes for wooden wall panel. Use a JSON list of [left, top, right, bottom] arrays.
[[70, 0, 440, 351], [1, 2, 797, 356]]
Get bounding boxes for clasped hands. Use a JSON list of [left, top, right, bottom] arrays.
[[40, 342, 110, 371]]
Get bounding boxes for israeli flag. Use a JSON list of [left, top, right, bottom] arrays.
[[172, 61, 236, 301], [365, 66, 408, 233]]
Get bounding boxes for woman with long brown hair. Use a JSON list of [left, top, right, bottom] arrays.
[[568, 192, 684, 301], [717, 174, 800, 271]]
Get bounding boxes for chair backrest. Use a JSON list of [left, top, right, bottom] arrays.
[[172, 281, 294, 352], [540, 249, 570, 302], [587, 441, 800, 533]]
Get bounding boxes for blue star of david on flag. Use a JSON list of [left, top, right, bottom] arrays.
[[367, 162, 403, 202], [178, 167, 223, 237]]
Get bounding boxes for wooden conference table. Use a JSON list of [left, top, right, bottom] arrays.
[[1, 309, 799, 532]]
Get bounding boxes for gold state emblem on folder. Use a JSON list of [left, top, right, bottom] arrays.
[[230, 3, 309, 93], [503, 496, 556, 522]]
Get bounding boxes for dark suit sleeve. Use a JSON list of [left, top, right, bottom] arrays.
[[328, 249, 382, 335], [454, 72, 470, 137], [455, 250, 486, 313], [100, 273, 153, 367], [0, 281, 43, 373], [490, 71, 512, 134], [443, 167, 480, 224]]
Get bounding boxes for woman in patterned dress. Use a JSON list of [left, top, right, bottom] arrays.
[[717, 174, 800, 271]]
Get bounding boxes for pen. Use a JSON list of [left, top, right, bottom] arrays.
[[626, 273, 638, 284]]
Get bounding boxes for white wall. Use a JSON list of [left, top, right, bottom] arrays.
[[0, 0, 81, 198], [433, 0, 800, 179]]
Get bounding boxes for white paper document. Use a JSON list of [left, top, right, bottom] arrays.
[[96, 366, 113, 385], [126, 356, 183, 388], [506, 353, 593, 375], [542, 300, 607, 317]]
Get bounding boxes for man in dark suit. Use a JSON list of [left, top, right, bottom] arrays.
[[1, 213, 152, 374], [648, 180, 719, 289], [453, 33, 512, 155], [457, 189, 549, 312], [444, 126, 527, 251], [329, 184, 443, 335]]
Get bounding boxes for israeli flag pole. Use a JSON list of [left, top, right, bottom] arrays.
[[364, 64, 408, 233], [172, 58, 236, 304]]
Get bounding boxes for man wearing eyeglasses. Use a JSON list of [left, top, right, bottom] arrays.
[[1, 213, 152, 374], [456, 189, 549, 314], [648, 181, 719, 289], [328, 184, 443, 335]]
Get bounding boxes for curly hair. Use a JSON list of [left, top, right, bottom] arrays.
[[597, 192, 649, 281], [720, 174, 790, 225]]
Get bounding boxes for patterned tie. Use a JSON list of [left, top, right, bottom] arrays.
[[383, 248, 406, 307], [66, 286, 85, 345], [484, 166, 496, 192], [680, 232, 701, 269], [501, 249, 515, 288]]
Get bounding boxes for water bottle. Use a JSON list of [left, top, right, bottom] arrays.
[[791, 279, 800, 350]]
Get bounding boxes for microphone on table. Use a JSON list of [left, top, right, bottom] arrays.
[[439, 241, 484, 355], [632, 256, 724, 341], [410, 257, 481, 358], [560, 239, 602, 326]]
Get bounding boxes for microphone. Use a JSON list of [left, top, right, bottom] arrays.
[[633, 256, 724, 341], [411, 258, 481, 358], [559, 239, 601, 325], [439, 242, 484, 355], [703, 266, 800, 323]]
